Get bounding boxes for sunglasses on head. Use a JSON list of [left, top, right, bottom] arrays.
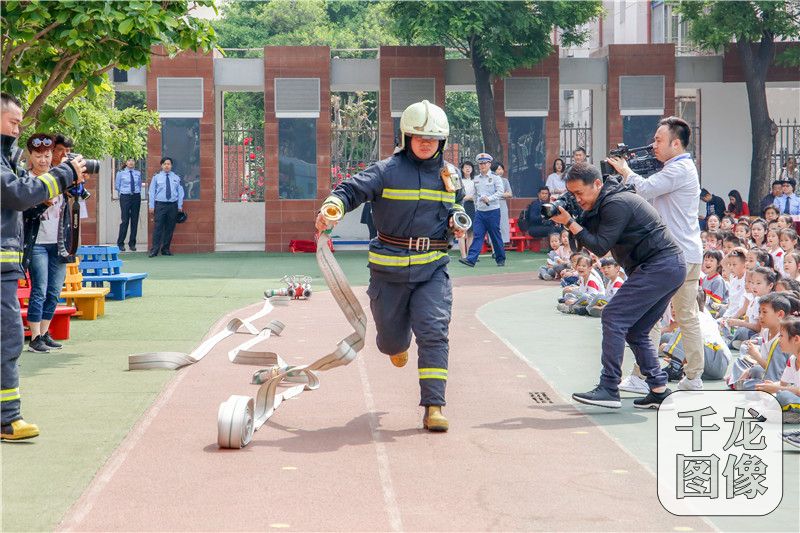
[[31, 137, 53, 148]]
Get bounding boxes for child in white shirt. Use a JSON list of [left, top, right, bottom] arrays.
[[756, 316, 800, 425]]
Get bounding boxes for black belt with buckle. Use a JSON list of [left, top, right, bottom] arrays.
[[377, 232, 449, 252]]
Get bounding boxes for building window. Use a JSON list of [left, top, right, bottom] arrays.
[[508, 117, 546, 198], [622, 115, 660, 150], [279, 118, 317, 199], [161, 118, 200, 200]]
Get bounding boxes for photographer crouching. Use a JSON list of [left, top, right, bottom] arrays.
[[1, 93, 87, 440], [549, 162, 685, 409]]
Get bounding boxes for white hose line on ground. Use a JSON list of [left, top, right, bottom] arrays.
[[128, 298, 286, 371], [217, 233, 367, 449]]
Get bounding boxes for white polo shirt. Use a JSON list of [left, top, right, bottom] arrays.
[[626, 153, 703, 265]]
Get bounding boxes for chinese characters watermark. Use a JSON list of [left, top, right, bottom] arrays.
[[658, 391, 782, 515]]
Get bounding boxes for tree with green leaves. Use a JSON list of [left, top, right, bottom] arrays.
[[1, 0, 217, 134], [213, 0, 399, 55], [674, 1, 800, 207], [389, 0, 602, 157]]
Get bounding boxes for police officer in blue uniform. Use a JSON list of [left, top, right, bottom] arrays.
[[315, 100, 466, 432], [1, 93, 86, 440], [115, 158, 142, 251], [148, 156, 184, 257]]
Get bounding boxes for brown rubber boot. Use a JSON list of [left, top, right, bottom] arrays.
[[422, 406, 449, 432], [389, 351, 408, 368]]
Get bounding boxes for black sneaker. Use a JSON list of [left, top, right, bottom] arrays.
[[117, 244, 125, 252], [497, 261, 505, 267], [572, 385, 621, 409], [41, 332, 62, 350], [664, 359, 684, 382], [27, 335, 50, 353], [458, 258, 475, 267], [633, 388, 672, 409]]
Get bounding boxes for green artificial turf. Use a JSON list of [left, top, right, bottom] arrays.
[[0, 249, 545, 532]]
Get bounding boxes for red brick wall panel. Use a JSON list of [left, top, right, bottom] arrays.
[[146, 47, 215, 253], [264, 46, 330, 251], [379, 46, 446, 159], [492, 49, 560, 201], [605, 44, 676, 146]]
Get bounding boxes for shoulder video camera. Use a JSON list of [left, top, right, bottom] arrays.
[[600, 143, 663, 179]]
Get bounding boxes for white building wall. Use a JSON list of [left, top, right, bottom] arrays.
[[699, 84, 800, 201]]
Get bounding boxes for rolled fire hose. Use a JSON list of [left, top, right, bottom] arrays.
[[128, 298, 286, 371], [217, 231, 367, 449]]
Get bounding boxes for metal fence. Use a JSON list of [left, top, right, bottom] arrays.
[[559, 122, 592, 164], [222, 128, 265, 202], [331, 126, 378, 188], [773, 118, 800, 178], [444, 129, 485, 165]]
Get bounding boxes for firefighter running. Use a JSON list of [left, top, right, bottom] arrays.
[[315, 100, 466, 432]]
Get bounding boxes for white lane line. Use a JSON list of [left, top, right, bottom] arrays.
[[357, 356, 404, 532], [57, 369, 189, 532]]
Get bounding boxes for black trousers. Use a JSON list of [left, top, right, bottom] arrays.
[[117, 193, 141, 248], [150, 201, 178, 254], [527, 223, 557, 239]]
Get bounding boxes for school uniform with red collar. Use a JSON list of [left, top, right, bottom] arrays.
[[605, 275, 625, 299], [771, 248, 785, 274], [699, 272, 728, 312]]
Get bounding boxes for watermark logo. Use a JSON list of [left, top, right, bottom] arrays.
[[657, 391, 783, 516]]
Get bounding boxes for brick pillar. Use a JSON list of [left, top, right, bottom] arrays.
[[378, 46, 446, 159], [605, 44, 676, 147], [146, 47, 216, 253], [263, 46, 331, 252], [492, 49, 560, 213]]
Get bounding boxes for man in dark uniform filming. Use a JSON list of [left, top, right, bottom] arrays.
[[315, 100, 466, 432], [1, 93, 87, 440], [549, 162, 686, 410]]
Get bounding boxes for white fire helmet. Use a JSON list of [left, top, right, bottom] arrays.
[[398, 99, 449, 150]]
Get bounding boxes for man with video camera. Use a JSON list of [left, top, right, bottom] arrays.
[[606, 117, 705, 393], [1, 93, 87, 440], [550, 162, 686, 409]]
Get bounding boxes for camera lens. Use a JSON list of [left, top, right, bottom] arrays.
[[84, 159, 100, 174]]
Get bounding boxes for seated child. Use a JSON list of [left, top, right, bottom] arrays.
[[766, 228, 785, 274], [538, 232, 566, 281], [705, 231, 722, 251], [733, 222, 751, 246], [720, 215, 735, 231], [721, 234, 742, 256], [700, 249, 728, 316], [586, 257, 625, 317], [721, 248, 747, 317], [660, 288, 732, 381], [782, 250, 800, 282], [728, 292, 795, 390], [559, 251, 583, 288], [720, 266, 777, 349], [558, 254, 604, 315], [755, 316, 800, 425]]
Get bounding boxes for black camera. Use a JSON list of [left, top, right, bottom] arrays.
[[541, 191, 581, 219], [66, 153, 98, 200], [600, 143, 663, 178]]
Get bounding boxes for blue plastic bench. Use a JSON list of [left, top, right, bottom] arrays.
[[77, 246, 147, 300]]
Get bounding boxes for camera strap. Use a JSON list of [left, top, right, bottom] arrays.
[[67, 196, 81, 255]]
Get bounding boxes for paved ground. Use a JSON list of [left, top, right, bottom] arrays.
[[58, 274, 710, 532], [3, 251, 797, 531]]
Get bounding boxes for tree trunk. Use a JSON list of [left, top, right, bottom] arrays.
[[470, 45, 502, 159], [739, 38, 778, 209]]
